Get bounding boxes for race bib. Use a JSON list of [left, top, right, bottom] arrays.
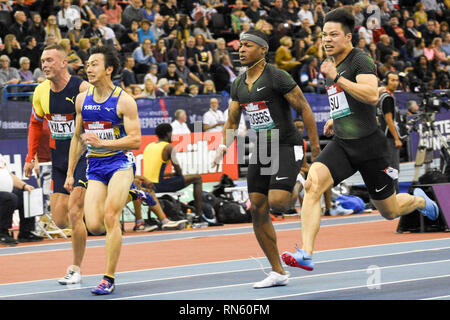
[[242, 101, 275, 131], [84, 121, 116, 140], [327, 84, 351, 119], [45, 113, 75, 140]]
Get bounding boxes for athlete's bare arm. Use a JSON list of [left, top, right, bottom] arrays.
[[222, 100, 242, 146], [320, 59, 379, 106], [65, 91, 87, 192], [82, 92, 141, 151], [163, 144, 182, 176], [284, 86, 321, 160], [79, 80, 90, 93]]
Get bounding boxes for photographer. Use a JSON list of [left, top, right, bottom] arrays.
[[377, 72, 404, 193]]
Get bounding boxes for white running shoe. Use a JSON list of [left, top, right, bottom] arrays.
[[162, 219, 188, 230], [253, 271, 290, 289], [58, 265, 82, 285]]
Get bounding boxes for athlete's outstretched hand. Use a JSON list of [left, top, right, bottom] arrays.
[[64, 175, 74, 193], [324, 119, 334, 137], [211, 144, 227, 169]]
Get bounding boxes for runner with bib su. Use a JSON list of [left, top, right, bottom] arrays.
[[281, 8, 439, 272], [212, 30, 320, 288]]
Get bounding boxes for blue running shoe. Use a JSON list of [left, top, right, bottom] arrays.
[[129, 183, 156, 207], [413, 188, 439, 221], [281, 246, 314, 271], [91, 278, 115, 295]]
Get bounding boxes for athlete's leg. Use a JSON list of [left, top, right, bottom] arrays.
[[301, 162, 334, 256], [50, 193, 70, 228], [104, 168, 134, 277], [268, 189, 293, 213], [250, 192, 285, 275], [371, 193, 426, 220], [84, 180, 108, 235], [67, 186, 87, 267], [183, 174, 203, 216]]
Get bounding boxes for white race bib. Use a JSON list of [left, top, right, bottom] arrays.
[[327, 84, 351, 119], [45, 113, 75, 140], [242, 101, 275, 131], [84, 121, 116, 141]]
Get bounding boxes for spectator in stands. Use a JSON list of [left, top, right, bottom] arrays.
[[211, 54, 236, 93], [153, 38, 169, 72], [45, 15, 62, 43], [275, 36, 301, 72], [413, 37, 425, 59], [171, 109, 191, 134], [174, 81, 188, 96], [297, 0, 315, 26], [212, 37, 230, 65], [142, 78, 156, 98], [0, 153, 44, 245], [162, 61, 181, 93], [293, 38, 309, 63], [432, 37, 449, 65], [142, 0, 156, 22], [177, 14, 193, 41], [0, 55, 20, 87], [67, 19, 85, 48], [353, 2, 365, 27], [12, 0, 30, 18], [203, 97, 224, 132], [164, 16, 178, 38], [83, 18, 103, 39], [284, 0, 301, 27], [269, 0, 287, 27], [121, 55, 138, 87], [160, 0, 178, 18], [305, 35, 325, 62], [90, 0, 105, 17], [138, 19, 156, 44], [413, 2, 428, 26], [194, 33, 213, 76], [400, 38, 417, 66], [122, 0, 144, 28], [59, 38, 84, 72], [79, 0, 97, 29], [168, 39, 186, 61], [98, 14, 121, 51], [133, 38, 157, 73], [139, 123, 205, 221], [77, 38, 91, 64], [202, 79, 216, 94], [156, 77, 170, 96], [442, 33, 450, 56], [9, 10, 29, 43], [299, 56, 325, 93], [1, 34, 21, 69], [103, 0, 123, 25], [175, 55, 203, 86], [131, 85, 143, 98], [421, 19, 439, 41], [150, 14, 166, 40], [120, 19, 140, 53], [378, 54, 397, 81], [144, 63, 159, 85], [28, 13, 46, 45], [185, 35, 198, 71], [424, 38, 435, 62], [56, 0, 80, 35], [385, 16, 407, 50], [439, 22, 448, 38], [246, 0, 261, 24], [193, 16, 216, 47], [377, 34, 401, 64], [20, 36, 40, 72], [18, 56, 34, 84], [189, 84, 199, 96], [404, 17, 422, 41], [407, 54, 435, 92]]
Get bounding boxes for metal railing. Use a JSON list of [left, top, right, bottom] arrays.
[[2, 83, 38, 102]]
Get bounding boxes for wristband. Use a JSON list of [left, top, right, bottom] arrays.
[[333, 73, 341, 83]]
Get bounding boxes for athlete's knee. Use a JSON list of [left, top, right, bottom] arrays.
[[103, 209, 121, 230], [249, 203, 270, 226], [86, 222, 105, 235], [378, 208, 398, 220], [268, 196, 291, 213]]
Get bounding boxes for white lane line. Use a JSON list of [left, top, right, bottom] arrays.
[[111, 259, 450, 300], [422, 294, 450, 300]]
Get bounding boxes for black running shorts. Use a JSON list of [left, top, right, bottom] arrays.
[[247, 144, 304, 195], [314, 129, 397, 201]]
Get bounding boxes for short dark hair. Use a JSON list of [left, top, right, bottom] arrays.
[[89, 45, 121, 77], [324, 8, 355, 35], [155, 123, 173, 139]]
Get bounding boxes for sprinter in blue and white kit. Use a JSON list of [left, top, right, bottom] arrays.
[[65, 46, 141, 296]]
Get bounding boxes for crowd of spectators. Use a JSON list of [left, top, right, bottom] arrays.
[[0, 0, 448, 97]]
